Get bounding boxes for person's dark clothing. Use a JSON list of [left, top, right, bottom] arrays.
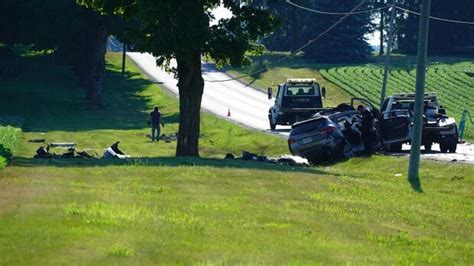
[[150, 110, 162, 125], [150, 110, 163, 142], [360, 110, 375, 155]]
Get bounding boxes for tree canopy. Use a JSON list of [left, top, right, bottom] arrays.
[[261, 0, 374, 62], [396, 0, 474, 54]]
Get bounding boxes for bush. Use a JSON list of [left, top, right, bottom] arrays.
[[0, 126, 21, 167]]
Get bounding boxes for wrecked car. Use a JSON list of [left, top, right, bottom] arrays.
[[287, 99, 379, 163], [288, 110, 359, 163]]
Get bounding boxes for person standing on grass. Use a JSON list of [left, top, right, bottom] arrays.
[[357, 105, 375, 156], [149, 107, 165, 142]]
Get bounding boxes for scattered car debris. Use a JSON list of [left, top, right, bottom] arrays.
[[224, 151, 310, 167], [28, 139, 45, 143], [34, 146, 95, 159], [103, 141, 130, 159], [160, 133, 178, 143]]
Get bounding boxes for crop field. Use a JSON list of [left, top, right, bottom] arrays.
[[320, 61, 474, 137]]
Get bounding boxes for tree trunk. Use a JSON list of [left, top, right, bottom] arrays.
[[379, 1, 385, 56], [176, 51, 204, 157], [85, 17, 108, 108]]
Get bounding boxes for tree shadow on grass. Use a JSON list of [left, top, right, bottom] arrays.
[[11, 156, 335, 176], [0, 54, 172, 132]]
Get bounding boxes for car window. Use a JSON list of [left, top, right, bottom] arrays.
[[286, 86, 319, 96], [291, 118, 328, 135]]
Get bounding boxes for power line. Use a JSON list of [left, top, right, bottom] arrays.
[[395, 5, 474, 25], [286, 0, 390, 15], [205, 0, 369, 83]]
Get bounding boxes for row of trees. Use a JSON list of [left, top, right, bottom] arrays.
[[0, 0, 277, 157], [396, 0, 474, 54], [259, 0, 474, 61]]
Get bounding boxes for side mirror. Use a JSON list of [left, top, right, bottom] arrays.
[[322, 87, 326, 98], [267, 87, 273, 100]]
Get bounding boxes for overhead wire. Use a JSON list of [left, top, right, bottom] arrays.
[[285, 0, 390, 15], [204, 0, 370, 83], [395, 5, 474, 25]]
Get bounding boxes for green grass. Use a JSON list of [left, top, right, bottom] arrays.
[[228, 52, 474, 140], [0, 51, 473, 264]]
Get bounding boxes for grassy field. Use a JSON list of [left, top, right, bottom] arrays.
[[227, 53, 474, 140], [0, 52, 473, 264]]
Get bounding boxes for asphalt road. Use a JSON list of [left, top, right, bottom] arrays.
[[128, 52, 473, 164], [128, 52, 291, 134]]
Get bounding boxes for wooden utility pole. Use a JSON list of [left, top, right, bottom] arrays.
[[379, 0, 397, 108], [408, 0, 432, 189], [379, 0, 385, 56], [121, 43, 127, 79]]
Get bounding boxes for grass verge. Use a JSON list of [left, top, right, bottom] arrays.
[[0, 51, 472, 264]]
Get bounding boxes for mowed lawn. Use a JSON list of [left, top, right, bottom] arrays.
[[0, 52, 473, 264]]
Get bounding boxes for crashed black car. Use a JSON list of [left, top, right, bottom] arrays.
[[287, 100, 378, 163]]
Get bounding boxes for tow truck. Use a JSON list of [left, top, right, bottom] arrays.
[[267, 78, 326, 131], [379, 93, 458, 153]]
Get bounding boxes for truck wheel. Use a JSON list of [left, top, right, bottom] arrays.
[[268, 114, 276, 131], [448, 137, 458, 153], [424, 142, 432, 151], [449, 142, 457, 153], [389, 143, 402, 153], [440, 142, 448, 153]]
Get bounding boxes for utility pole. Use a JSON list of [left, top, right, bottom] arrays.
[[408, 0, 432, 189], [379, 0, 385, 56], [121, 43, 127, 80], [379, 0, 397, 108]]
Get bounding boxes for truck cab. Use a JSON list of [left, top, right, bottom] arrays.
[[268, 79, 326, 131], [379, 93, 458, 152]]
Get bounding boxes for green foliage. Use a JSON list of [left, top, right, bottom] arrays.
[[0, 126, 21, 168], [262, 0, 373, 62], [396, 0, 474, 54]]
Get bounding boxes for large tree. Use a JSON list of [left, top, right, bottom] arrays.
[[80, 0, 277, 157]]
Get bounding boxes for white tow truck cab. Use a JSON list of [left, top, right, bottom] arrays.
[[268, 78, 326, 131]]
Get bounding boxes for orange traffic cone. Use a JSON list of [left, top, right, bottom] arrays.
[[227, 108, 231, 117]]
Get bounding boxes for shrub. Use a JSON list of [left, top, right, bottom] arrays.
[[0, 126, 21, 167]]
